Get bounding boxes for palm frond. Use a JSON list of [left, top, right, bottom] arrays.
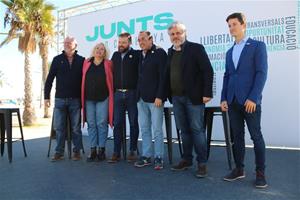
[[0, 0, 14, 7], [0, 24, 19, 47], [1, 0, 56, 54]]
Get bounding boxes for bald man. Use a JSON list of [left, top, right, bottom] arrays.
[[45, 36, 85, 162]]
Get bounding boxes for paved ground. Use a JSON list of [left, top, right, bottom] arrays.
[[0, 113, 299, 200]]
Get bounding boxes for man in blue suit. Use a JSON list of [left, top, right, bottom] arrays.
[[221, 13, 268, 188]]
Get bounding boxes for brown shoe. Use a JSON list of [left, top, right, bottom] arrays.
[[127, 151, 138, 162], [72, 152, 81, 161], [171, 160, 193, 171], [97, 147, 106, 161], [107, 153, 121, 163], [196, 164, 207, 178], [51, 153, 64, 162]]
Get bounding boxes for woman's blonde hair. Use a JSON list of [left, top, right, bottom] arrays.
[[90, 42, 110, 59]]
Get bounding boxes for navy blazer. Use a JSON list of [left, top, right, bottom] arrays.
[[137, 44, 167, 103], [44, 51, 84, 100], [221, 38, 268, 105], [166, 41, 214, 105], [111, 48, 140, 90]]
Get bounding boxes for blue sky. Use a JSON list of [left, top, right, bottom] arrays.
[[0, 0, 96, 99]]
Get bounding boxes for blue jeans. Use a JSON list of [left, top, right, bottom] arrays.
[[172, 96, 207, 164], [86, 98, 109, 148], [113, 90, 139, 155], [137, 99, 164, 158], [228, 100, 266, 172], [53, 98, 82, 154]]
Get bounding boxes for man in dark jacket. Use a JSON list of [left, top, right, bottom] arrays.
[[108, 33, 140, 163], [44, 36, 85, 161], [167, 22, 214, 178], [134, 31, 167, 170]]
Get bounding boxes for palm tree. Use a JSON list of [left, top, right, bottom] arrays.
[[1, 0, 55, 125], [37, 2, 55, 118]]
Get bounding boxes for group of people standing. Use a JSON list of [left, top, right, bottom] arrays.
[[44, 12, 268, 188]]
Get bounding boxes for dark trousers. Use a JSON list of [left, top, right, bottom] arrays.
[[172, 96, 207, 164], [229, 100, 266, 172], [113, 90, 139, 155]]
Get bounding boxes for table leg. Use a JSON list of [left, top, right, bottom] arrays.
[[5, 112, 13, 163], [0, 114, 5, 156], [206, 111, 214, 160], [222, 111, 233, 170], [164, 108, 172, 164], [17, 110, 27, 157]]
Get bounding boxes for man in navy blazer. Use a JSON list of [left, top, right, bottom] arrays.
[[134, 31, 167, 170], [221, 13, 268, 188], [166, 21, 214, 178]]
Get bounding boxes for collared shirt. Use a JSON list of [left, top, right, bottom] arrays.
[[141, 45, 153, 62], [232, 36, 249, 69]]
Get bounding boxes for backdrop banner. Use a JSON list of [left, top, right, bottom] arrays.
[[69, 0, 300, 148]]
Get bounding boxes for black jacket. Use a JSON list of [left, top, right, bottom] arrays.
[[166, 41, 214, 105], [137, 44, 167, 103], [111, 48, 140, 90], [44, 51, 85, 99]]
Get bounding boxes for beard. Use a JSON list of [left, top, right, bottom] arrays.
[[118, 46, 129, 53], [64, 46, 76, 55], [172, 39, 183, 47]]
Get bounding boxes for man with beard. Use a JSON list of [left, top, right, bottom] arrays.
[[108, 32, 140, 163], [166, 22, 214, 177]]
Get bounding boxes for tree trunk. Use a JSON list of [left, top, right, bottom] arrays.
[[41, 45, 50, 118], [22, 51, 37, 126]]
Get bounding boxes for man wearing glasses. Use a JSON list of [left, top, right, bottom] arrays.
[[166, 22, 214, 178]]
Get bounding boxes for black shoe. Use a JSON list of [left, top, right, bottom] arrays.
[[171, 160, 193, 171], [223, 168, 245, 181], [255, 170, 268, 188], [97, 147, 106, 161], [86, 148, 97, 162], [196, 164, 207, 178], [134, 156, 151, 167]]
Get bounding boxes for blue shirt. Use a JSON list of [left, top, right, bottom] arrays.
[[232, 36, 249, 69]]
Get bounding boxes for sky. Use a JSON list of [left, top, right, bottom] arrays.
[[0, 0, 97, 99]]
